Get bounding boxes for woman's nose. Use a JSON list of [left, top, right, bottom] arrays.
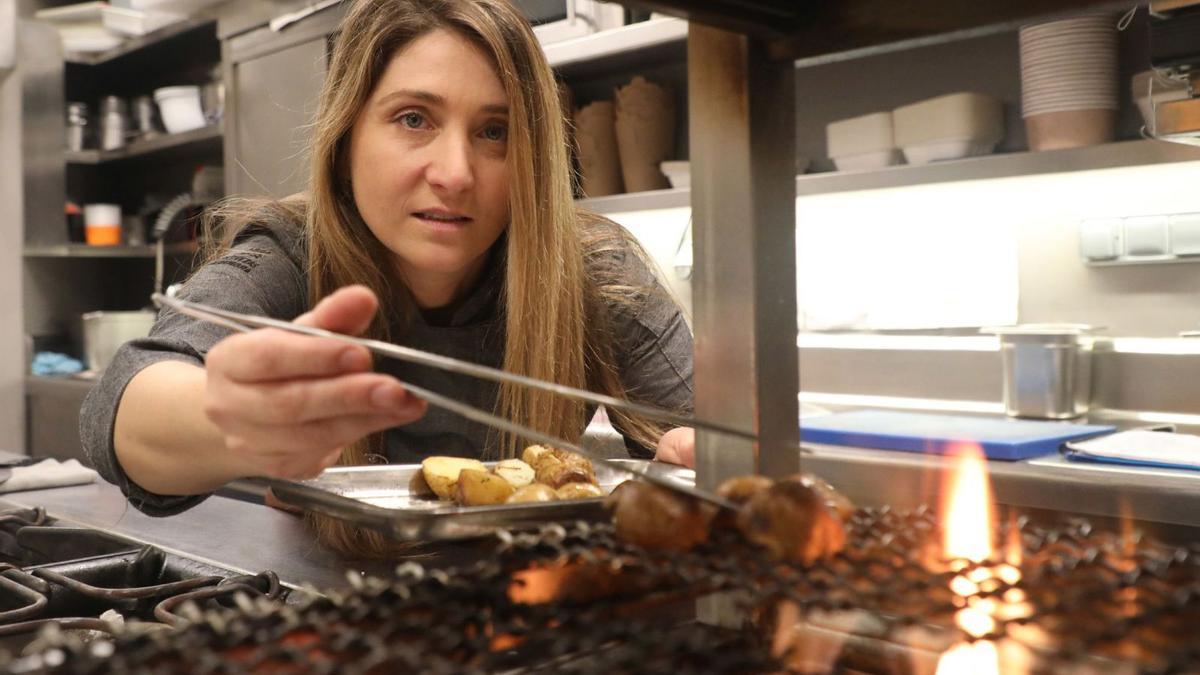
[[426, 131, 475, 194]]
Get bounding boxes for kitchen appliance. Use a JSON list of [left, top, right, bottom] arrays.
[[13, 512, 1200, 673], [0, 505, 287, 659], [81, 310, 156, 372]]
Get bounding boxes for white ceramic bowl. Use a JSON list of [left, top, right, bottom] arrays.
[[153, 85, 206, 134], [659, 161, 690, 189], [901, 139, 996, 165], [832, 149, 903, 171]]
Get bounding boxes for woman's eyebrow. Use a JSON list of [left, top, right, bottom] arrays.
[[376, 88, 508, 115]]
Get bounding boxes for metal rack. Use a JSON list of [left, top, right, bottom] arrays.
[[621, 0, 1129, 489]]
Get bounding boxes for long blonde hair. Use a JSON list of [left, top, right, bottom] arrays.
[[212, 0, 670, 557]]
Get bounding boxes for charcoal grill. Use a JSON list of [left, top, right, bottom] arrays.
[[9, 506, 1200, 674]]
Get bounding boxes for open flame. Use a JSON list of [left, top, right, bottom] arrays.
[[935, 442, 1002, 675], [940, 443, 995, 564]]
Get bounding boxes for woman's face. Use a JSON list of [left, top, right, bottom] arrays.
[[348, 28, 511, 304]]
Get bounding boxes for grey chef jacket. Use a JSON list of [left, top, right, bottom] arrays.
[[80, 219, 694, 517]]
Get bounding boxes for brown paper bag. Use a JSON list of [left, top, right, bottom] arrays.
[[574, 101, 624, 197], [614, 76, 675, 192]]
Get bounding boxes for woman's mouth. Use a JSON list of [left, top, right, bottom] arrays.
[[414, 211, 471, 224]]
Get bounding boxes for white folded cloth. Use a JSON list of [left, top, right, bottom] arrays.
[[0, 459, 98, 493]]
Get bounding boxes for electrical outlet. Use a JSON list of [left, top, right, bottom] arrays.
[[1123, 215, 1169, 256], [1079, 218, 1122, 261], [1169, 213, 1200, 256]]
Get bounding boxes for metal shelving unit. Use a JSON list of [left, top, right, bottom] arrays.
[[23, 242, 198, 259], [63, 17, 215, 66], [65, 124, 222, 165], [542, 16, 687, 74], [579, 140, 1200, 213]]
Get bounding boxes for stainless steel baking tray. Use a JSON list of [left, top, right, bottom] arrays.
[[265, 459, 695, 541]]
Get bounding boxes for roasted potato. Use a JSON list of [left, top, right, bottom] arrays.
[[555, 482, 604, 500], [736, 480, 846, 565], [408, 469, 437, 500], [535, 457, 595, 489], [494, 459, 535, 489], [782, 473, 856, 522], [455, 469, 515, 506], [716, 475, 774, 505], [521, 444, 555, 468], [607, 480, 716, 552], [421, 457, 488, 501], [506, 484, 559, 504]]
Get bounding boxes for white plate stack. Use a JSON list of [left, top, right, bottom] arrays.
[[1019, 14, 1118, 150]]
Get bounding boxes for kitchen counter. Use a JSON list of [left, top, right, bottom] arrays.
[[0, 480, 490, 592], [803, 441, 1200, 543], [4, 419, 1200, 585]]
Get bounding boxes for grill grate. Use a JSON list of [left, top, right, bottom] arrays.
[[10, 508, 1200, 674]]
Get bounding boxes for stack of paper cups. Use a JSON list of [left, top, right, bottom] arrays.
[[1019, 14, 1118, 150], [614, 76, 675, 193]]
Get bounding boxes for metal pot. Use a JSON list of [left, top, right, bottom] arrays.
[[81, 311, 156, 372], [983, 324, 1098, 419]]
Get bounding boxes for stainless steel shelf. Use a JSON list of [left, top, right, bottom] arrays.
[[578, 186, 690, 213], [580, 140, 1200, 214], [543, 17, 687, 73], [63, 17, 215, 66], [24, 242, 198, 258], [795, 140, 1200, 196], [65, 124, 222, 165]]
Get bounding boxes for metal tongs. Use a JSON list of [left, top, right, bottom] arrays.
[[153, 294, 742, 510]]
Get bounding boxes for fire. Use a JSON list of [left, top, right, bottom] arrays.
[[940, 443, 995, 563], [936, 640, 1000, 675], [936, 442, 1004, 674]]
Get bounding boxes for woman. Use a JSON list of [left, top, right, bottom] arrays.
[[80, 0, 695, 556]]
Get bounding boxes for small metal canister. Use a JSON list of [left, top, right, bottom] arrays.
[[984, 324, 1096, 419], [66, 102, 88, 151], [99, 95, 128, 151]]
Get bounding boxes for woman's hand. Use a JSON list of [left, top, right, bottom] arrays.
[[204, 285, 427, 480], [654, 427, 695, 468]]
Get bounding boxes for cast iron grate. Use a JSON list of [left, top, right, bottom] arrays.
[[8, 507, 1200, 674]]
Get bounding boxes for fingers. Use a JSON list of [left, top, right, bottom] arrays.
[[294, 285, 379, 335], [654, 427, 695, 468], [207, 371, 425, 426], [224, 411, 415, 480], [208, 328, 372, 383]]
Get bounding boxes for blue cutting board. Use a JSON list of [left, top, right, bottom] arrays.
[[799, 410, 1116, 460]]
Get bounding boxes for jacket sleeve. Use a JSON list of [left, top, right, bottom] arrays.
[[600, 240, 694, 458], [79, 230, 306, 516]]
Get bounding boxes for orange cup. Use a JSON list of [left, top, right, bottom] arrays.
[[84, 204, 122, 246]]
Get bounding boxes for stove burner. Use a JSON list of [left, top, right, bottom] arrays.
[[0, 507, 287, 664]]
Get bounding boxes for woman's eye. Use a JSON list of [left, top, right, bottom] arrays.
[[398, 111, 425, 129], [482, 123, 508, 142]]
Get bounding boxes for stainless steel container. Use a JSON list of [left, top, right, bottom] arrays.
[[99, 96, 128, 151], [985, 325, 1095, 419], [82, 310, 156, 372]]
